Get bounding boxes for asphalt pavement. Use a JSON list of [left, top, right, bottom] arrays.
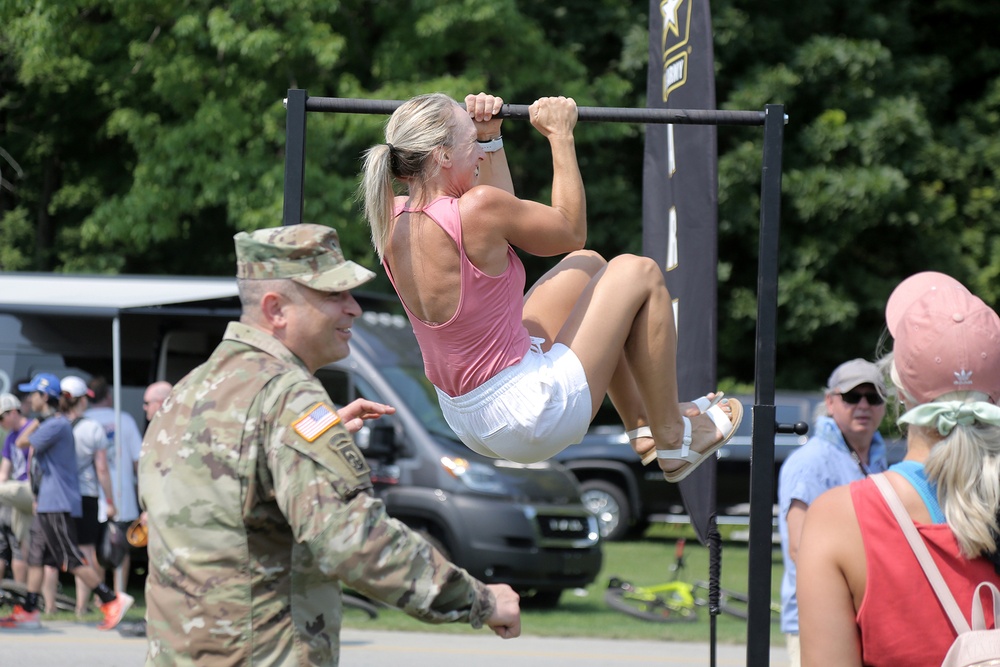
[[0, 621, 790, 666]]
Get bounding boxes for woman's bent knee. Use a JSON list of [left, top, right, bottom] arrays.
[[606, 254, 666, 290], [561, 249, 607, 275], [567, 249, 605, 262]]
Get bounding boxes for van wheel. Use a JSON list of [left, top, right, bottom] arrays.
[[579, 479, 631, 542], [417, 529, 452, 562], [522, 589, 562, 609], [626, 518, 651, 539]]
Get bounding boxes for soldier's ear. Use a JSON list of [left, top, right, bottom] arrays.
[[259, 291, 289, 330]]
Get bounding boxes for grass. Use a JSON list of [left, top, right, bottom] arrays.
[[342, 522, 786, 645], [39, 524, 786, 646]]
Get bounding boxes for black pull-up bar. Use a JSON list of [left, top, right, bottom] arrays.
[[282, 89, 785, 230], [289, 95, 770, 126], [281, 88, 785, 667]]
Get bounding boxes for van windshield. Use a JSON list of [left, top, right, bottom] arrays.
[[373, 366, 457, 442]]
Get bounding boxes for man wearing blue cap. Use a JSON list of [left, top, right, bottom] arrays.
[[0, 373, 132, 630]]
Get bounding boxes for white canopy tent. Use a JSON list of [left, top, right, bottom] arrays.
[[0, 273, 239, 313], [0, 272, 240, 509]]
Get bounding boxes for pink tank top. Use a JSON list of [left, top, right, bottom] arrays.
[[384, 197, 531, 397], [852, 478, 999, 666]]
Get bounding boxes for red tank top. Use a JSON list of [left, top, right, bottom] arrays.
[[384, 197, 530, 397], [853, 477, 999, 666]]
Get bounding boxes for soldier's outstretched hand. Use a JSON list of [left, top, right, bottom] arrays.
[[336, 398, 396, 433]]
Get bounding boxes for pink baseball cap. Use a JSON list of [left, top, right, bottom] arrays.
[[886, 271, 1000, 404]]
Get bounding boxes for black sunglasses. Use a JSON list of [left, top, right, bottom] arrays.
[[838, 390, 884, 406]]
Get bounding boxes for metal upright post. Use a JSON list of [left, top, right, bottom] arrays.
[[283, 89, 308, 226], [745, 104, 785, 667]]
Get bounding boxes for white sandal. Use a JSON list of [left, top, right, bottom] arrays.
[[626, 394, 728, 467], [657, 394, 744, 483], [626, 428, 658, 466]]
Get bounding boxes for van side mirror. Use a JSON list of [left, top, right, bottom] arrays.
[[355, 420, 398, 462]]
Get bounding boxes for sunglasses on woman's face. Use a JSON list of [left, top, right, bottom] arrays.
[[838, 390, 884, 406]]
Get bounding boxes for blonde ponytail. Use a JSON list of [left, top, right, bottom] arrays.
[[359, 144, 395, 259], [924, 421, 1000, 559], [357, 93, 460, 261]]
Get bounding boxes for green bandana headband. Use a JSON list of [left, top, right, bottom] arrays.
[[899, 401, 1000, 436]]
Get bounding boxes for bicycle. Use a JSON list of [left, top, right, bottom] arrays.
[[604, 574, 700, 622], [604, 538, 700, 623], [0, 578, 77, 614], [604, 538, 780, 623], [691, 580, 781, 621], [342, 590, 381, 620]]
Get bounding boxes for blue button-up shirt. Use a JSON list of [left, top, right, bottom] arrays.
[[777, 416, 888, 633]]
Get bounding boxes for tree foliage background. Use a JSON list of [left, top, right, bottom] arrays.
[[1, 0, 998, 389]]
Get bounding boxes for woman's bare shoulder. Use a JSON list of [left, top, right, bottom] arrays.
[[807, 484, 856, 525], [802, 484, 864, 563], [813, 483, 853, 509], [458, 185, 517, 242], [459, 184, 512, 212]]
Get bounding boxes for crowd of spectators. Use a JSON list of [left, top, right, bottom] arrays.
[[0, 374, 164, 631]]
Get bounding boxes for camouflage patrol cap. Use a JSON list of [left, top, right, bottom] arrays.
[[234, 224, 375, 292]]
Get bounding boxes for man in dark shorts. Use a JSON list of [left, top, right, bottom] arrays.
[[60, 375, 115, 616], [0, 373, 131, 630]]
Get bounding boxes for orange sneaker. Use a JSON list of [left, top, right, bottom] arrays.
[[0, 604, 41, 629], [97, 592, 134, 631]]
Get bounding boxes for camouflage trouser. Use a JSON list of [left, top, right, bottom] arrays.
[[0, 480, 33, 562]]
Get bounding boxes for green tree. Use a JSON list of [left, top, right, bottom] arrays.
[[2, 0, 999, 390], [712, 0, 1000, 386]]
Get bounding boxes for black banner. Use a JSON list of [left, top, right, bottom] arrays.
[[642, 0, 719, 544]]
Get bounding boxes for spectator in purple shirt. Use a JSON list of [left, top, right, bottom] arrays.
[[0, 393, 33, 584]]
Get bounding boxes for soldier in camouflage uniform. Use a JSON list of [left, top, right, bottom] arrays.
[[140, 224, 521, 666]]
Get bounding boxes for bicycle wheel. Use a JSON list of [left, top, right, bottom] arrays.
[[717, 589, 749, 620], [0, 579, 77, 613], [719, 589, 782, 623], [692, 581, 779, 622], [342, 593, 380, 620], [604, 585, 698, 623]]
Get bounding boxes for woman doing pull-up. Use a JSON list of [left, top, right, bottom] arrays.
[[358, 91, 741, 481]]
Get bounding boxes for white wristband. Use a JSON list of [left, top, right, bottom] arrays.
[[478, 136, 503, 153]]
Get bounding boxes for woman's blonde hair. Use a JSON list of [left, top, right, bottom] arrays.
[[358, 93, 460, 260], [881, 352, 1000, 559], [923, 417, 1000, 559]]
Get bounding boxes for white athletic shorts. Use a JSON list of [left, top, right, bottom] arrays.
[[436, 339, 592, 464]]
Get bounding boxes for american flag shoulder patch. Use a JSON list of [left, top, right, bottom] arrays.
[[291, 402, 342, 442]]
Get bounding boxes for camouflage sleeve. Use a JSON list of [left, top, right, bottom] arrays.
[[265, 378, 494, 628]]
